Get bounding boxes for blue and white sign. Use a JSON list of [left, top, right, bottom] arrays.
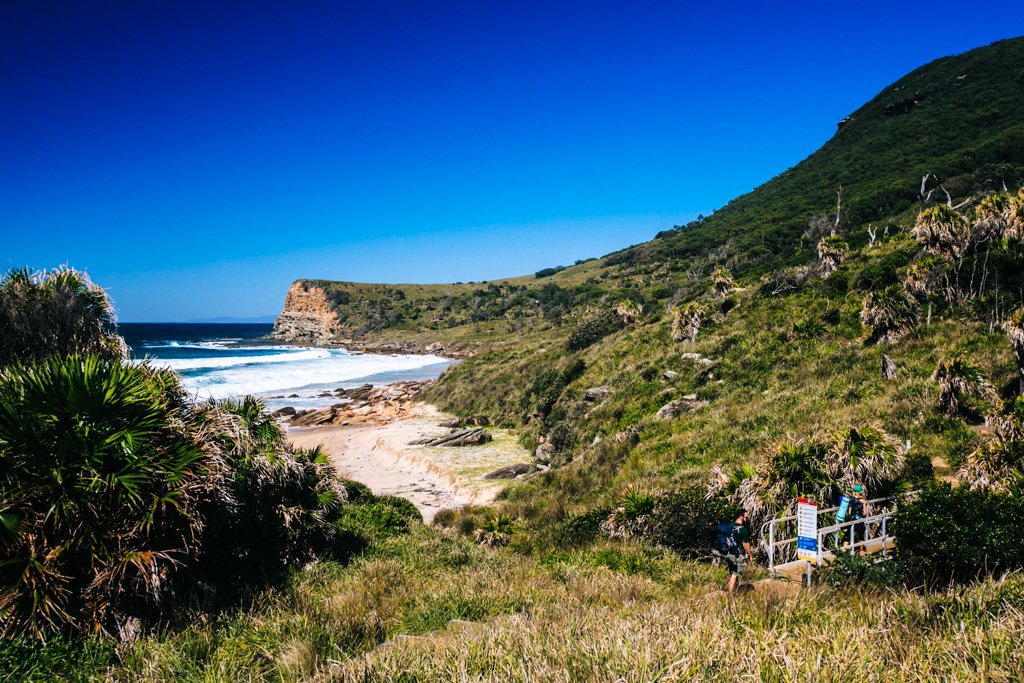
[[796, 498, 818, 562]]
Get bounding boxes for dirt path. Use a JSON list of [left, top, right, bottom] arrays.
[[287, 404, 528, 522]]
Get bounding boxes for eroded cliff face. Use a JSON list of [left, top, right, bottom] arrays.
[[271, 281, 341, 344]]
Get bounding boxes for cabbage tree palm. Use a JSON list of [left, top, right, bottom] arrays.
[[816, 235, 848, 276], [0, 355, 205, 637], [827, 425, 905, 490], [670, 302, 706, 343], [0, 267, 127, 366], [1005, 307, 1024, 395], [959, 399, 1024, 492], [932, 356, 995, 415], [860, 285, 917, 343]]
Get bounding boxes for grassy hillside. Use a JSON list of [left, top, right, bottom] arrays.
[[297, 37, 1024, 342], [10, 37, 1024, 683]]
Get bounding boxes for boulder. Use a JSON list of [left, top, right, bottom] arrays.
[[535, 442, 553, 461], [663, 370, 679, 380], [682, 393, 699, 401], [439, 417, 464, 428], [583, 386, 612, 401], [482, 463, 533, 479], [271, 406, 297, 418], [465, 414, 490, 426], [656, 401, 683, 420]]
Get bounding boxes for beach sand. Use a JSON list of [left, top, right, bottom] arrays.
[[287, 403, 530, 522]]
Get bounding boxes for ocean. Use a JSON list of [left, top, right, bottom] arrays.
[[120, 323, 454, 411]]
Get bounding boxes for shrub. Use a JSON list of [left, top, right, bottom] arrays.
[[375, 495, 423, 523], [648, 487, 740, 558], [336, 500, 415, 544], [817, 552, 904, 589], [0, 356, 205, 637], [893, 484, 1024, 583], [565, 309, 624, 351], [554, 507, 611, 546], [339, 478, 375, 504], [534, 266, 566, 279]]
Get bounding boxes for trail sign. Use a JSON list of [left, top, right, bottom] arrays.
[[796, 498, 818, 562]]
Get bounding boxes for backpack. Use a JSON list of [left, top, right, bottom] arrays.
[[715, 522, 738, 554]]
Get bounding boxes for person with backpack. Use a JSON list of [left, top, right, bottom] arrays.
[[850, 484, 869, 554], [714, 510, 753, 593]]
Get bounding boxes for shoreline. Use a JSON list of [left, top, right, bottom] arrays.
[[286, 403, 530, 522]]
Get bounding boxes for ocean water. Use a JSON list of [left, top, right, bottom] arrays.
[[121, 323, 454, 410]]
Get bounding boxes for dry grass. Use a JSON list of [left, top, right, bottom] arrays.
[[65, 525, 1021, 682], [334, 570, 1024, 682]]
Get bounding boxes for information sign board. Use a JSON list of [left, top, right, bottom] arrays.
[[796, 498, 818, 562]]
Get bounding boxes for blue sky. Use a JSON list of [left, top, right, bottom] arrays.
[[2, 1, 1021, 321]]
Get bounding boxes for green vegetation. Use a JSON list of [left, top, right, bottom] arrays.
[[9, 37, 1024, 680], [0, 269, 417, 644]]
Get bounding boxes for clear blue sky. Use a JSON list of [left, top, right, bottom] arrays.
[[2, 1, 1020, 321]]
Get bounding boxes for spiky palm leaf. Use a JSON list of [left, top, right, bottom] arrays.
[[1004, 307, 1024, 394], [670, 302, 706, 343], [711, 268, 735, 299], [615, 300, 643, 324], [827, 425, 905, 490], [903, 254, 951, 299], [912, 204, 972, 260], [961, 397, 1024, 493], [0, 355, 205, 637], [932, 356, 995, 415], [816, 235, 848, 276], [0, 267, 127, 366], [860, 285, 918, 343]]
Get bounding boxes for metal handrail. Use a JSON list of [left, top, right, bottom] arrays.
[[764, 492, 916, 572]]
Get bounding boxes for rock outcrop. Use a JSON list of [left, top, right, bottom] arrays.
[[271, 281, 341, 344], [285, 381, 426, 427], [408, 427, 493, 447]]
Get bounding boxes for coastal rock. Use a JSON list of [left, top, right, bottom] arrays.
[[271, 406, 297, 418], [483, 463, 533, 479], [271, 281, 342, 344], [583, 386, 611, 401], [439, 417, 463, 428]]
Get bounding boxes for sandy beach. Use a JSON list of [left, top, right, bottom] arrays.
[[287, 403, 530, 522]]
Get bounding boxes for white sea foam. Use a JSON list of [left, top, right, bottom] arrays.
[[147, 347, 451, 400]]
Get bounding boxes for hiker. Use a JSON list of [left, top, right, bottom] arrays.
[[850, 484, 869, 553], [714, 510, 753, 593]]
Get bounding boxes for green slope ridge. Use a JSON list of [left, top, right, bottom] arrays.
[[282, 37, 1024, 544], [286, 37, 1023, 342]]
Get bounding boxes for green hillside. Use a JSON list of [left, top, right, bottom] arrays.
[[10, 37, 1024, 683], [297, 37, 1024, 343], [291, 42, 1024, 523]]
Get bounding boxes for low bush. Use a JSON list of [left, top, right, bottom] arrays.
[[554, 507, 611, 546], [566, 309, 624, 351], [893, 484, 1024, 583], [647, 487, 740, 558], [817, 552, 905, 589]]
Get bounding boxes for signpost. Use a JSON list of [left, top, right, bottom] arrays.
[[796, 498, 818, 563]]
